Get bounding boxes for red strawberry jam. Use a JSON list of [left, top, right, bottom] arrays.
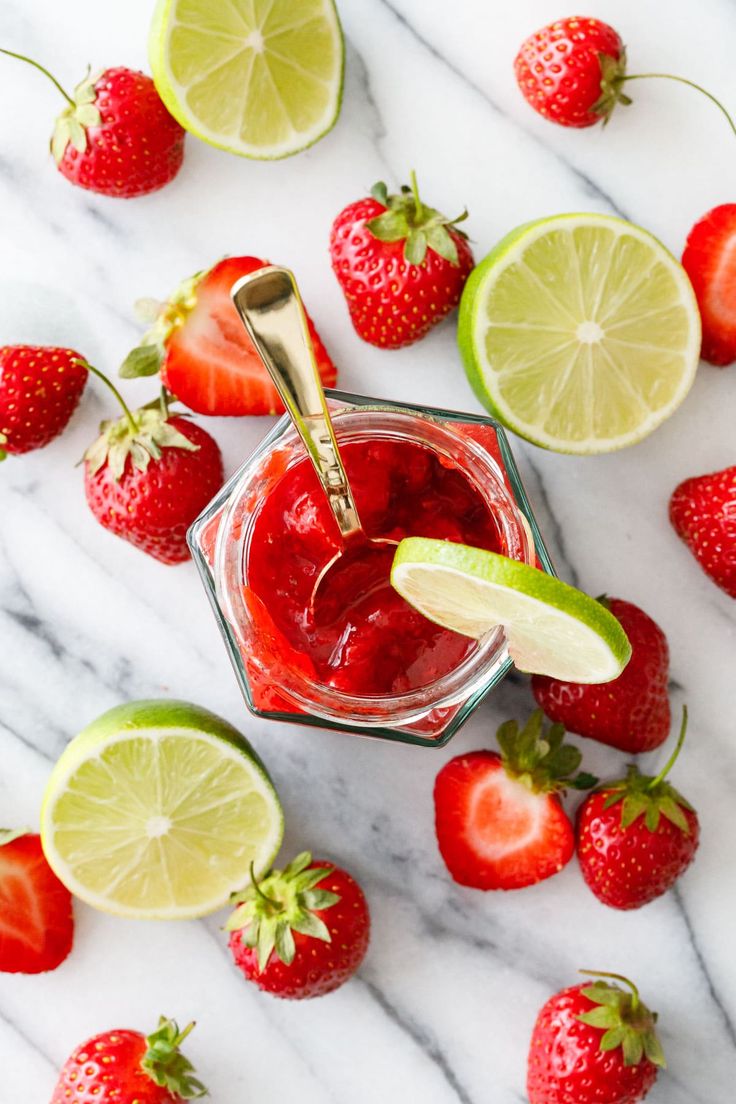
[[246, 437, 505, 697]]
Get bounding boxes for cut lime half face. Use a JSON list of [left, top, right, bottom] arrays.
[[41, 700, 283, 919], [391, 538, 631, 682], [458, 213, 701, 454], [149, 0, 344, 159]]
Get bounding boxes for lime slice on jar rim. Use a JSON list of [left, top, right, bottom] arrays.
[[391, 538, 631, 683], [40, 700, 283, 920], [149, 0, 344, 159], [458, 213, 701, 455]]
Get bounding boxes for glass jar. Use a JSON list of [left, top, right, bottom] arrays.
[[188, 390, 554, 747]]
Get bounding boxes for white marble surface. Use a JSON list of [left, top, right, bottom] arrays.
[[1, 1, 736, 1100]]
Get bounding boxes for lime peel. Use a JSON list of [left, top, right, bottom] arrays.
[[40, 700, 283, 920], [458, 213, 700, 455], [149, 0, 344, 160], [391, 538, 631, 683]]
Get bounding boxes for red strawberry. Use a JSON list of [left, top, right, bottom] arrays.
[[1, 51, 184, 197], [515, 17, 627, 128], [681, 205, 736, 366], [433, 712, 596, 891], [51, 1017, 205, 1103], [83, 371, 223, 564], [532, 598, 670, 754], [577, 709, 699, 910], [0, 829, 73, 974], [120, 256, 336, 415], [0, 345, 87, 458], [226, 852, 370, 1000], [670, 465, 736, 598], [514, 16, 736, 133], [330, 173, 474, 348], [527, 972, 665, 1104]]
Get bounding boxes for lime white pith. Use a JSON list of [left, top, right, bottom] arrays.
[[40, 701, 283, 919], [149, 0, 344, 159], [391, 538, 631, 683], [458, 214, 701, 454]]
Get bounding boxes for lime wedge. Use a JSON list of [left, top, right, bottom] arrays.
[[391, 538, 631, 682], [149, 0, 344, 159], [458, 213, 700, 454], [40, 700, 283, 919]]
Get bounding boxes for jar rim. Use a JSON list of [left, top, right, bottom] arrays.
[[213, 404, 534, 726]]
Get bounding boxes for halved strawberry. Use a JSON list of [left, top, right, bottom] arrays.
[[121, 257, 337, 415], [434, 713, 596, 891], [0, 829, 74, 973], [681, 204, 736, 366]]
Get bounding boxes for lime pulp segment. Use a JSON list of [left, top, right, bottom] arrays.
[[41, 702, 283, 919], [391, 538, 631, 683], [458, 214, 701, 454], [149, 0, 344, 159]]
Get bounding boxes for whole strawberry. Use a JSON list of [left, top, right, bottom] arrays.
[[0, 829, 73, 974], [577, 709, 699, 909], [120, 256, 336, 415], [226, 852, 370, 1000], [514, 15, 736, 133], [0, 345, 87, 458], [670, 465, 736, 598], [330, 172, 474, 348], [681, 205, 736, 366], [1, 50, 184, 197], [51, 1017, 205, 1103], [528, 972, 665, 1104], [532, 597, 670, 753], [83, 370, 223, 564], [515, 16, 627, 128], [434, 712, 596, 891]]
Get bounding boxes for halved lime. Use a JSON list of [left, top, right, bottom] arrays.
[[149, 0, 344, 159], [458, 213, 701, 454], [40, 700, 283, 919], [391, 538, 631, 682]]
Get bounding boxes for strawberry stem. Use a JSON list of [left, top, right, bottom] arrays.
[[580, 970, 640, 1010], [620, 73, 736, 137], [409, 170, 424, 223], [249, 861, 280, 910], [648, 705, 688, 791], [0, 47, 75, 106], [75, 359, 137, 433]]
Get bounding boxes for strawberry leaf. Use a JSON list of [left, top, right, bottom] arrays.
[[227, 852, 340, 975], [142, 1017, 206, 1100], [0, 827, 31, 847], [496, 711, 596, 793], [120, 344, 163, 379]]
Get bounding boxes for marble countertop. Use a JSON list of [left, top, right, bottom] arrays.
[[1, 0, 735, 1100]]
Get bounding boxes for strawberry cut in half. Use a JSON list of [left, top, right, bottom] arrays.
[[121, 257, 337, 416], [434, 712, 596, 891], [681, 204, 736, 366], [0, 829, 74, 974]]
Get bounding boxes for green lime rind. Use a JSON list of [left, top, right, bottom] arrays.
[[41, 699, 284, 920], [391, 538, 632, 682], [458, 212, 700, 455], [149, 0, 345, 161]]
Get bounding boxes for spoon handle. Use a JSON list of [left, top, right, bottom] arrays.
[[231, 265, 362, 541]]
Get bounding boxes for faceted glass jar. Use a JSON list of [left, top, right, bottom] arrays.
[[188, 390, 555, 748]]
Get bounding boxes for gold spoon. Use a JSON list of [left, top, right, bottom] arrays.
[[231, 266, 398, 618]]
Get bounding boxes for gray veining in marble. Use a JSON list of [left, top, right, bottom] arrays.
[[1, 1, 735, 1100]]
